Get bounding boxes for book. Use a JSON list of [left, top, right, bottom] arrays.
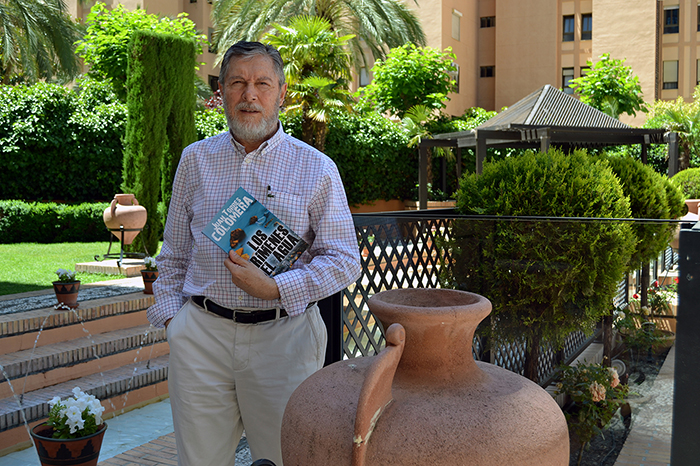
[[202, 187, 308, 277]]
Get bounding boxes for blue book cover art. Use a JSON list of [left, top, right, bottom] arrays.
[[202, 187, 308, 277]]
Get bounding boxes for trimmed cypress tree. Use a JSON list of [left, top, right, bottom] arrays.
[[123, 30, 196, 255]]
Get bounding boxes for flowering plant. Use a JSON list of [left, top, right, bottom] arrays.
[[555, 362, 629, 455], [55, 268, 77, 282], [46, 387, 105, 439], [143, 256, 158, 271]]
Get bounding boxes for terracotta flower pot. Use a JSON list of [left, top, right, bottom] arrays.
[[31, 422, 107, 466], [103, 193, 147, 245], [52, 281, 80, 308], [140, 270, 158, 294], [282, 288, 570, 465]]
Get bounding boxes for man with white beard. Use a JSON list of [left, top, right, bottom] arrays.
[[148, 41, 361, 466]]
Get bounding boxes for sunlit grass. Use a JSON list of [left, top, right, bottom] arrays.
[[0, 242, 131, 296]]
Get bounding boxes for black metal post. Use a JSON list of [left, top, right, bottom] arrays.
[[419, 144, 429, 210], [671, 221, 700, 464], [319, 291, 343, 366]]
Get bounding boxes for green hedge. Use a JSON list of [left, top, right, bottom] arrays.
[[671, 167, 700, 199], [284, 110, 416, 206], [0, 79, 127, 202], [0, 200, 110, 243]]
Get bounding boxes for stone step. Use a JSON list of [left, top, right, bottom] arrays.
[[75, 259, 146, 278], [0, 324, 167, 399], [0, 292, 154, 355], [0, 354, 170, 448]]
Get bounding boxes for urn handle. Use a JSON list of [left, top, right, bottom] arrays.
[[110, 198, 118, 217], [352, 323, 405, 466]]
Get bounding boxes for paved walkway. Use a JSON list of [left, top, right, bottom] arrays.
[[614, 344, 674, 466]]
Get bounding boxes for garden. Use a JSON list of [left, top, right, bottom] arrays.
[[3, 2, 700, 464]]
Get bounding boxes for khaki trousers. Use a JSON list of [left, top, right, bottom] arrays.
[[167, 299, 327, 466]]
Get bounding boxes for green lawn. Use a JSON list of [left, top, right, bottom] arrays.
[[0, 242, 132, 296]]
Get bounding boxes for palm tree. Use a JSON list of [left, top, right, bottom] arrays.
[[264, 16, 354, 151], [662, 98, 700, 171], [0, 0, 80, 83], [211, 0, 426, 72]]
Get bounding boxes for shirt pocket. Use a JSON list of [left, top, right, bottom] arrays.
[[265, 191, 309, 237]]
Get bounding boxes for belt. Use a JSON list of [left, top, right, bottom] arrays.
[[192, 296, 315, 324]]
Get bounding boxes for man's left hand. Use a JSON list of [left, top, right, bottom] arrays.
[[224, 250, 281, 300]]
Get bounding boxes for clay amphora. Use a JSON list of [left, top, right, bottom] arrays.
[[103, 194, 147, 245], [282, 288, 569, 466]]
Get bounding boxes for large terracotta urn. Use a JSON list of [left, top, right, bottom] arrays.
[[282, 288, 569, 466], [103, 194, 147, 245]]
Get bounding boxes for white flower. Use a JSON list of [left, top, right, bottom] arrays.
[[64, 405, 85, 434], [55, 268, 77, 281], [609, 367, 620, 388], [46, 387, 103, 438]]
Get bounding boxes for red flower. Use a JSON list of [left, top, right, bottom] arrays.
[[633, 293, 639, 299], [675, 277, 679, 284], [652, 280, 659, 288]]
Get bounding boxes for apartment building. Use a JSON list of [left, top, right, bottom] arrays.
[[418, 0, 700, 125], [66, 0, 700, 126]]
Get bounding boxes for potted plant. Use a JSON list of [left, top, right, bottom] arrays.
[[53, 268, 80, 309], [555, 362, 629, 466], [140, 256, 158, 294], [31, 387, 107, 466]]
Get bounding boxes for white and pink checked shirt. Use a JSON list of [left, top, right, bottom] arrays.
[[147, 125, 361, 328]]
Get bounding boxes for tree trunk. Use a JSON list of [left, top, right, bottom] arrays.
[[640, 264, 650, 310], [523, 333, 541, 382], [301, 115, 314, 148], [602, 313, 613, 367]]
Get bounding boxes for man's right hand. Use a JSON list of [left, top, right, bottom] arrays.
[[165, 318, 172, 329]]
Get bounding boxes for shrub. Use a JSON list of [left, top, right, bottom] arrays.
[[0, 200, 110, 243], [601, 155, 685, 269], [195, 108, 228, 140], [671, 167, 700, 199], [0, 79, 126, 202], [322, 110, 416, 206], [449, 149, 636, 381], [555, 362, 629, 461]]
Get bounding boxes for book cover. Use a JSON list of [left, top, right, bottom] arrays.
[[202, 187, 308, 277]]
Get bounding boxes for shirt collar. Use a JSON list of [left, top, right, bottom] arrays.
[[228, 122, 286, 156]]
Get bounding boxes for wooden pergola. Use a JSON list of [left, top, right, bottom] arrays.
[[418, 85, 679, 209]]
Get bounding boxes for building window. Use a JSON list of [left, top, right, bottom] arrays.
[[698, 5, 700, 31], [208, 75, 219, 93], [480, 66, 494, 78], [452, 10, 462, 41], [480, 16, 495, 28], [359, 67, 370, 87], [581, 14, 592, 40], [448, 63, 460, 93], [697, 59, 700, 85], [663, 60, 679, 89], [580, 66, 590, 77], [208, 28, 215, 53], [563, 15, 574, 41], [664, 7, 679, 34], [562, 68, 575, 94]]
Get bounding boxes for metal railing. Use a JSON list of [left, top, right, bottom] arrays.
[[319, 210, 681, 387]]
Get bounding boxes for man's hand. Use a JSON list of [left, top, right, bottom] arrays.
[[224, 250, 281, 300]]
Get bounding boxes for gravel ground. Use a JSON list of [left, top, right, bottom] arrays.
[[568, 345, 671, 466]]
